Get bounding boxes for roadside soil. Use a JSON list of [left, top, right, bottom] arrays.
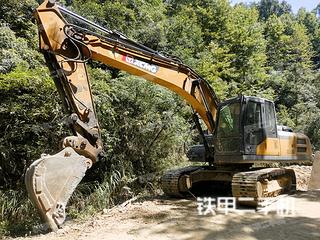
[[8, 165, 320, 240]]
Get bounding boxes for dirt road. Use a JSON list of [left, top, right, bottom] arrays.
[[10, 191, 320, 240], [9, 166, 320, 240]]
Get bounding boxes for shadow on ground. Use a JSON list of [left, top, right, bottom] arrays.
[[130, 191, 320, 240]]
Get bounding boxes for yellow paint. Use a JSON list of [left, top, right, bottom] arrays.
[[279, 138, 296, 156], [257, 134, 312, 159], [256, 138, 280, 156]]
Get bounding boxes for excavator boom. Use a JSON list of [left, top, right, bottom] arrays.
[[35, 1, 219, 132]]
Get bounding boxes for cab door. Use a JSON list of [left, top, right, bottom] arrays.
[[243, 100, 265, 154], [255, 100, 280, 156], [214, 100, 242, 155]]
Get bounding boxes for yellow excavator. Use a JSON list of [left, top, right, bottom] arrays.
[[25, 0, 313, 231]]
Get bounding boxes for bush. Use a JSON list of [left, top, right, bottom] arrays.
[[0, 66, 66, 189]]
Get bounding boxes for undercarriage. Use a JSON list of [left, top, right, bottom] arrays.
[[161, 165, 296, 206]]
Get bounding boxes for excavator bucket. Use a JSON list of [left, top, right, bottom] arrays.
[[25, 147, 92, 231]]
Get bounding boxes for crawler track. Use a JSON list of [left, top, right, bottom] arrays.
[[232, 168, 296, 205], [162, 166, 296, 207], [161, 166, 202, 197]]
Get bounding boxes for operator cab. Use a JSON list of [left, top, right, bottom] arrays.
[[188, 96, 276, 163], [212, 95, 311, 164], [214, 95, 276, 155]]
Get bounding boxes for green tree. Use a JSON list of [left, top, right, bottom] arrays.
[[72, 0, 167, 50], [187, 0, 231, 45], [197, 5, 269, 99], [0, 66, 65, 188], [90, 68, 192, 177], [0, 26, 42, 73], [164, 5, 204, 65], [0, 0, 38, 40], [297, 8, 320, 67], [265, 14, 312, 71], [255, 0, 292, 21], [264, 13, 318, 146]]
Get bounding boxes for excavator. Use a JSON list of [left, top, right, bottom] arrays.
[[25, 0, 313, 231]]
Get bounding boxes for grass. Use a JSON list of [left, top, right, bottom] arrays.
[[0, 175, 123, 236], [0, 155, 189, 237], [0, 189, 40, 237], [0, 169, 141, 237], [68, 169, 126, 219]]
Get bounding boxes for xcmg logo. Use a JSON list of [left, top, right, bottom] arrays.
[[122, 55, 159, 74]]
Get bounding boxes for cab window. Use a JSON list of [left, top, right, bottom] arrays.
[[265, 101, 277, 137], [244, 101, 264, 145], [217, 103, 240, 138]]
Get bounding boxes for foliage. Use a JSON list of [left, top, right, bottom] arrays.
[[0, 26, 43, 73], [254, 0, 292, 21], [0, 189, 40, 236], [71, 0, 167, 50], [0, 67, 66, 189], [90, 68, 192, 179], [0, 0, 38, 40], [164, 5, 204, 64], [217, 5, 269, 97]]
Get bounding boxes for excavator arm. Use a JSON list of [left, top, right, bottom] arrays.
[[25, 0, 219, 231]]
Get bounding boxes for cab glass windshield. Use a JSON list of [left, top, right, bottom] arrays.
[[217, 102, 241, 138]]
